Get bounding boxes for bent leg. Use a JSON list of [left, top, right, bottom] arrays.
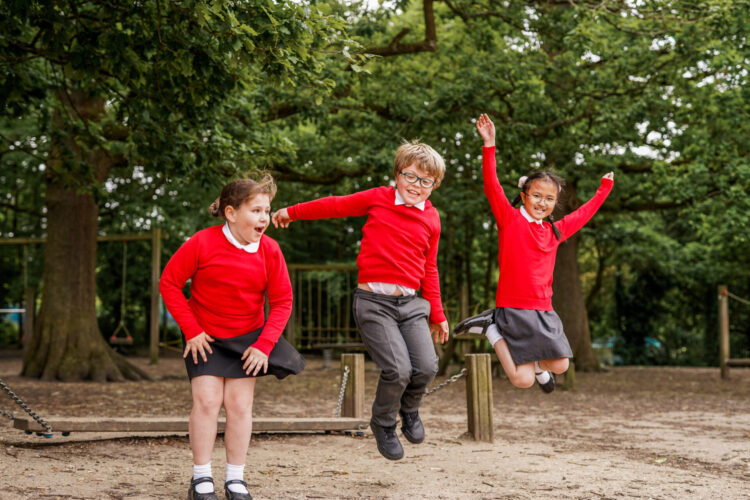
[[190, 375, 225, 465], [399, 298, 438, 413], [223, 376, 256, 465], [538, 357, 569, 374], [492, 339, 535, 388]]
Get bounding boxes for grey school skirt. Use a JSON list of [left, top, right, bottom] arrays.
[[183, 326, 305, 380], [493, 307, 573, 365]]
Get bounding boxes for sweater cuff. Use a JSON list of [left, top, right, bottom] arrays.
[[287, 205, 299, 221], [183, 326, 204, 341], [251, 337, 275, 357], [429, 309, 447, 325], [482, 146, 496, 152], [600, 177, 614, 188]]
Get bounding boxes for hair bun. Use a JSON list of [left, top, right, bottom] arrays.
[[517, 176, 528, 189]]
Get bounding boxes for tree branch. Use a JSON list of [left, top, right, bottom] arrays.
[[364, 0, 437, 56]]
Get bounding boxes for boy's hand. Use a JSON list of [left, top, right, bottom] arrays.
[[241, 346, 269, 376], [272, 208, 292, 228], [602, 172, 615, 181], [476, 113, 496, 147], [430, 321, 450, 344], [183, 332, 215, 365]]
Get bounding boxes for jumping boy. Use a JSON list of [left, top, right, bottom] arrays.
[[272, 140, 449, 460]]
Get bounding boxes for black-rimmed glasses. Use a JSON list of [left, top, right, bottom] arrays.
[[400, 171, 436, 189]]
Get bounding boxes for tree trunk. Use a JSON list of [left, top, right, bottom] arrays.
[[21, 90, 150, 381], [552, 183, 600, 372]]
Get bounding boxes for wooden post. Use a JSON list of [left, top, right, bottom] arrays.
[[465, 353, 494, 442], [558, 361, 576, 390], [285, 269, 296, 346], [340, 353, 364, 418], [22, 287, 35, 346], [149, 228, 162, 365], [719, 285, 729, 379]]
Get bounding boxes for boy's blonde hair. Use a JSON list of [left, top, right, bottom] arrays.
[[393, 139, 446, 187]]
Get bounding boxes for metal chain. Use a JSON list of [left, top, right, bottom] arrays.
[[727, 290, 750, 306], [425, 368, 467, 396], [1, 408, 14, 421], [334, 366, 350, 418], [0, 377, 53, 434]]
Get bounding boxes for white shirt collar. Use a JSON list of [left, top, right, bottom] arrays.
[[394, 189, 425, 211], [222, 223, 260, 253], [520, 206, 544, 225]]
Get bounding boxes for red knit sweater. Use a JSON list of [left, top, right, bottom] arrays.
[[159, 225, 292, 356], [483, 146, 614, 310], [287, 186, 446, 324]]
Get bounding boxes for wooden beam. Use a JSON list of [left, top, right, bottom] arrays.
[[14, 416, 369, 434], [340, 353, 365, 418], [465, 353, 494, 442], [719, 285, 729, 379], [0, 233, 159, 245], [149, 227, 162, 365], [726, 358, 750, 367]]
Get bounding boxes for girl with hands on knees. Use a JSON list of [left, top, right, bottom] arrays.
[[160, 174, 304, 500], [455, 114, 614, 393]]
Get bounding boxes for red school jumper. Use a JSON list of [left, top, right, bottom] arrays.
[[159, 225, 292, 356], [483, 146, 614, 310], [287, 186, 447, 324]]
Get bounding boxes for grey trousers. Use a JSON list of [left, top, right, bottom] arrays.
[[353, 288, 439, 427]]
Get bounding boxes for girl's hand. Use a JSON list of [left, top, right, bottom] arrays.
[[476, 114, 496, 147], [430, 321, 450, 344], [603, 172, 615, 181], [183, 332, 215, 365], [271, 208, 292, 229], [242, 346, 269, 376]]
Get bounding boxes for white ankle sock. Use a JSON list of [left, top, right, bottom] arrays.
[[226, 463, 248, 494], [534, 362, 551, 384], [193, 462, 213, 494]]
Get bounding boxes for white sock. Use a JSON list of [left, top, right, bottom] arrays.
[[193, 462, 213, 494], [485, 323, 503, 346], [226, 463, 248, 494], [534, 362, 551, 384]]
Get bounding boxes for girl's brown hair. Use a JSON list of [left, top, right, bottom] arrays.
[[208, 174, 277, 219]]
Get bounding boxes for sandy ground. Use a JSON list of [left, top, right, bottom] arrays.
[[0, 351, 748, 500]]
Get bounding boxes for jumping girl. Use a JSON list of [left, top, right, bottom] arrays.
[[460, 113, 614, 392], [160, 175, 304, 500]]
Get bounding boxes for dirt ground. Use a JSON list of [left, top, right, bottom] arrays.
[[0, 350, 748, 500]]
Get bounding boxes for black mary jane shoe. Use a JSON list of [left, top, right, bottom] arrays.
[[187, 477, 219, 500], [224, 479, 253, 500], [538, 372, 555, 394]]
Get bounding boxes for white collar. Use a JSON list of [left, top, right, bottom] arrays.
[[222, 223, 260, 253], [394, 189, 425, 211], [520, 206, 544, 225]]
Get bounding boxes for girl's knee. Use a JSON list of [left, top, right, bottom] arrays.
[[193, 393, 223, 414], [509, 372, 535, 389], [545, 358, 569, 374]]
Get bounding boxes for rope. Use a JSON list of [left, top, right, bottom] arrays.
[[425, 368, 467, 396], [334, 366, 350, 418], [726, 290, 750, 306], [110, 241, 132, 343], [0, 377, 52, 434]]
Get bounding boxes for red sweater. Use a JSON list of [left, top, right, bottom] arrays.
[[483, 146, 613, 310], [287, 186, 446, 324], [159, 225, 292, 356]]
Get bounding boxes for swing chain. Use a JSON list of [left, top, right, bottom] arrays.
[[424, 368, 467, 396], [1, 408, 14, 421], [334, 365, 350, 418], [0, 377, 53, 434]]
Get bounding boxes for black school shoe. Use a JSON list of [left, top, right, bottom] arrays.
[[538, 372, 555, 393], [224, 480, 252, 500], [400, 410, 425, 444], [187, 477, 219, 500], [454, 308, 495, 336], [370, 420, 404, 460]]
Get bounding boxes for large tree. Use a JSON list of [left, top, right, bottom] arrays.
[[1, 1, 350, 381]]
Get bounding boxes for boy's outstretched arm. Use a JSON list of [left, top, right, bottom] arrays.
[[272, 208, 293, 229]]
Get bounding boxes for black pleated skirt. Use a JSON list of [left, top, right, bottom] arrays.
[[493, 307, 573, 365], [183, 327, 305, 380]]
